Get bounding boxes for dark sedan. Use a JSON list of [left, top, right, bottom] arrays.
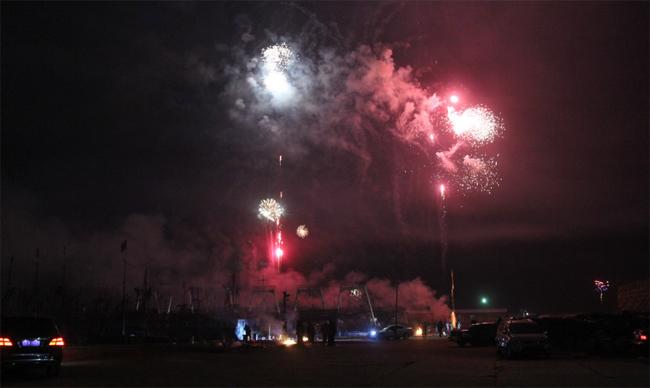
[[451, 322, 497, 347], [1, 316, 64, 376], [376, 324, 413, 340]]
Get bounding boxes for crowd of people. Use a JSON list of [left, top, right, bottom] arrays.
[[295, 318, 338, 346]]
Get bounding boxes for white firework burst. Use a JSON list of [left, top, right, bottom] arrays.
[[296, 224, 309, 239], [258, 198, 285, 222], [261, 43, 294, 72]]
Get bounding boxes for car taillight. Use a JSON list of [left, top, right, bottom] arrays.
[[49, 337, 65, 346], [640, 334, 648, 341], [0, 337, 13, 346]]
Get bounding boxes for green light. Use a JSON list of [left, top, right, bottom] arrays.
[[480, 297, 488, 305]]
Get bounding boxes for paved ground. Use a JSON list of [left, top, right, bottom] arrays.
[[3, 338, 648, 387]]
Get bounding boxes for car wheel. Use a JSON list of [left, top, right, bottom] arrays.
[[46, 363, 61, 377]]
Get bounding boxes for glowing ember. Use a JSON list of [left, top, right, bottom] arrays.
[[447, 106, 501, 144], [296, 224, 309, 238], [281, 338, 297, 347], [258, 198, 284, 222]]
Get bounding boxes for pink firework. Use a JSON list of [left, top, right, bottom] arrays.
[[594, 279, 610, 302], [447, 106, 502, 144]]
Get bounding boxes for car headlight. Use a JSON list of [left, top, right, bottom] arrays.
[[370, 330, 377, 337]]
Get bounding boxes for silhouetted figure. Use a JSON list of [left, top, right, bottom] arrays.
[[244, 324, 252, 343], [307, 321, 315, 343], [321, 321, 329, 346], [328, 318, 337, 346], [296, 319, 304, 345], [437, 320, 444, 337]]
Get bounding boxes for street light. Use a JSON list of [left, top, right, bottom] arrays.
[[480, 296, 488, 305]]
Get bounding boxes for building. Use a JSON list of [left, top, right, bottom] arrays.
[[617, 280, 649, 313]]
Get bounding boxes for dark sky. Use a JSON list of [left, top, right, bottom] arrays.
[[2, 2, 648, 313]]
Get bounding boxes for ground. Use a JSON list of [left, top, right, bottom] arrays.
[[3, 338, 649, 387]]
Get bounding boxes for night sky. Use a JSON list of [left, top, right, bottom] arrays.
[[2, 2, 648, 313]]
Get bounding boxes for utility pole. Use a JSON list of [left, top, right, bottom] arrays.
[[120, 240, 127, 338], [394, 281, 399, 325], [7, 256, 14, 292], [33, 248, 40, 295], [282, 291, 290, 335]]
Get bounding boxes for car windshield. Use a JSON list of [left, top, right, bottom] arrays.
[[509, 322, 543, 334], [1, 317, 58, 337]]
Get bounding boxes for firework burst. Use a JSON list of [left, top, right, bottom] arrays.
[[258, 198, 285, 222], [296, 224, 309, 239], [260, 43, 296, 102], [594, 279, 610, 302], [456, 155, 501, 194], [261, 43, 294, 72], [447, 105, 502, 145]]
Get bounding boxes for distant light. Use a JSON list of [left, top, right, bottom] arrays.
[[439, 184, 446, 197], [640, 334, 647, 341], [480, 297, 488, 305], [275, 247, 284, 259], [370, 330, 377, 337], [450, 95, 459, 104], [415, 327, 423, 336]]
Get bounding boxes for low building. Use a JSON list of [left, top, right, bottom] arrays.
[[617, 280, 649, 313]]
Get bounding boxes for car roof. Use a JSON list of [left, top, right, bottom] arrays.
[[508, 319, 539, 325]]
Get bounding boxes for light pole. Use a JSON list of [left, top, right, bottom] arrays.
[[120, 240, 127, 338]]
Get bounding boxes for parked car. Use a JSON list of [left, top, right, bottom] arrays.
[[1, 316, 64, 376], [451, 322, 497, 347], [496, 319, 549, 358], [377, 324, 413, 340]]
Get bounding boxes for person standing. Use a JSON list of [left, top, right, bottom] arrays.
[[321, 321, 329, 346], [296, 319, 303, 345], [244, 324, 251, 343], [307, 321, 315, 344], [328, 318, 337, 346]]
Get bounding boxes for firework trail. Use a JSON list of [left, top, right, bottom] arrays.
[[437, 183, 448, 276]]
